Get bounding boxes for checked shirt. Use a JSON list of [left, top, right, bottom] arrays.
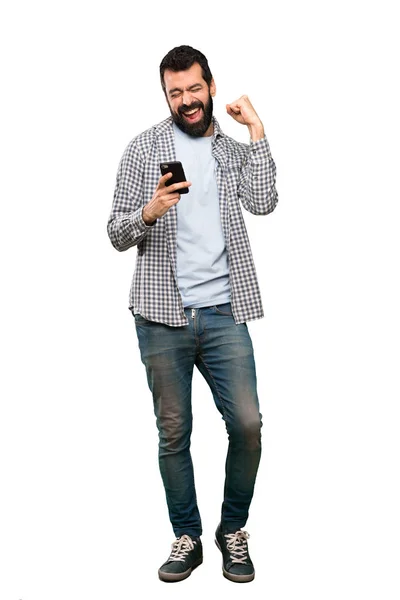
[[107, 116, 278, 326]]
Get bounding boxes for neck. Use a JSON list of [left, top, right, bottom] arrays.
[[202, 121, 214, 137]]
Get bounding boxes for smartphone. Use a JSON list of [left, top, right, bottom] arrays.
[[160, 161, 189, 194]]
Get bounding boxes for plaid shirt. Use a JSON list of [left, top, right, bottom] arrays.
[[108, 116, 278, 326]]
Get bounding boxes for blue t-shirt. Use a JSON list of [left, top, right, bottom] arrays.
[[173, 123, 230, 308]]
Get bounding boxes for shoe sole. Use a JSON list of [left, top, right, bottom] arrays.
[[215, 539, 255, 583], [158, 557, 203, 582]]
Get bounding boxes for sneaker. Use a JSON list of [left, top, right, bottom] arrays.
[[158, 534, 203, 582], [215, 523, 255, 582]]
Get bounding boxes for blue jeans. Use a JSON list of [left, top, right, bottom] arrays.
[[134, 303, 262, 537]]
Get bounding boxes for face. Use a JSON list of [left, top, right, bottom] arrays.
[[163, 62, 216, 137]]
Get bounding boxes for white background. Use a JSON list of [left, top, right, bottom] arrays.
[[1, 1, 399, 598]]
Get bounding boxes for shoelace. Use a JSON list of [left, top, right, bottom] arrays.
[[169, 534, 196, 562], [224, 530, 250, 564]]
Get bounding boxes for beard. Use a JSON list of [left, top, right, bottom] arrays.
[[170, 93, 213, 137]]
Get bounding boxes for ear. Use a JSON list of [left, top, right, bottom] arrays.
[[210, 78, 216, 97]]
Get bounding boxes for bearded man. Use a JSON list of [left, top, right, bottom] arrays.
[[108, 45, 278, 583]]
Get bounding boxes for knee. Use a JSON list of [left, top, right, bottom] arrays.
[[228, 413, 262, 449], [157, 415, 192, 454]]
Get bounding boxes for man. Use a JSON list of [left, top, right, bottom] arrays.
[[108, 45, 278, 583]]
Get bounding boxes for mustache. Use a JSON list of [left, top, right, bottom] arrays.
[[178, 101, 204, 115]]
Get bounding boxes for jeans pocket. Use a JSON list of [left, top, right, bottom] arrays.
[[133, 313, 149, 325], [212, 303, 233, 316]]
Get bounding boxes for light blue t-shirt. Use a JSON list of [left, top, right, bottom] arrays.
[[173, 123, 230, 308]]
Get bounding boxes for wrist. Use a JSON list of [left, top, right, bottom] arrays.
[[142, 207, 156, 226], [247, 121, 265, 142]]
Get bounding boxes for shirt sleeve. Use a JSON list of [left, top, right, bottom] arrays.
[[238, 136, 278, 215], [107, 139, 155, 252]]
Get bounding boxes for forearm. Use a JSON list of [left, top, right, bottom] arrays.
[[108, 140, 155, 251], [247, 122, 265, 142], [107, 206, 154, 252], [239, 137, 278, 215]]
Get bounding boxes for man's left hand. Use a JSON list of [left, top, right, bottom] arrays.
[[226, 95, 265, 141]]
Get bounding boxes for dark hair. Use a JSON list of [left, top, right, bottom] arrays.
[[159, 45, 213, 92]]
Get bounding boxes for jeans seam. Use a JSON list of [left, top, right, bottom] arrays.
[[197, 354, 228, 422]]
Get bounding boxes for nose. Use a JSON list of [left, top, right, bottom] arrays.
[[182, 90, 194, 107]]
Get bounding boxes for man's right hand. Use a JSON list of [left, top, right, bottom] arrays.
[[142, 173, 191, 225]]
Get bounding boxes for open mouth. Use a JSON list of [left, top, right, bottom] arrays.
[[182, 107, 202, 122]]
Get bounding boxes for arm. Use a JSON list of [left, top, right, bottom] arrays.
[[238, 136, 278, 215], [227, 95, 278, 215], [108, 140, 192, 252], [107, 140, 153, 252]]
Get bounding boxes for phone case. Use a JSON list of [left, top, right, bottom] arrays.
[[160, 161, 189, 194]]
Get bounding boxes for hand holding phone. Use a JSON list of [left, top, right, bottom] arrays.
[[142, 165, 191, 225]]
